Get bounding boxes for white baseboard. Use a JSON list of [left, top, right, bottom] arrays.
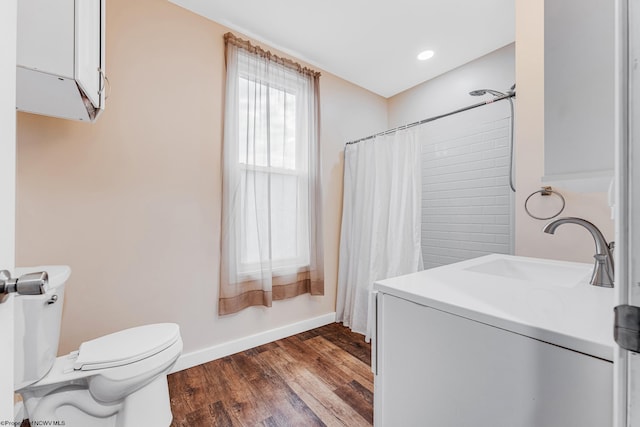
[[171, 312, 337, 373]]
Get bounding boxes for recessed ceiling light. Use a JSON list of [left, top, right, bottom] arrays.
[[417, 50, 435, 61]]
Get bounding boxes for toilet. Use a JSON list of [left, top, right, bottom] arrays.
[[13, 265, 183, 427]]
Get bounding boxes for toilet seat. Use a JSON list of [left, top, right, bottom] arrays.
[[74, 323, 180, 371]]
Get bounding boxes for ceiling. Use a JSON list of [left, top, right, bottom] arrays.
[[169, 0, 515, 98]]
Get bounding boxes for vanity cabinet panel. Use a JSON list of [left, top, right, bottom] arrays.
[[373, 293, 612, 427], [75, 0, 103, 109], [17, 0, 105, 122], [544, 0, 615, 190], [17, 0, 75, 79]]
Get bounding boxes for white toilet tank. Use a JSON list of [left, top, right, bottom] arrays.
[[14, 265, 71, 390]]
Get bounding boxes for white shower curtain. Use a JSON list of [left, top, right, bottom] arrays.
[[336, 127, 423, 339]]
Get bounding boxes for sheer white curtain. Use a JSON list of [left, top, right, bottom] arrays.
[[336, 127, 423, 338], [219, 33, 323, 315]]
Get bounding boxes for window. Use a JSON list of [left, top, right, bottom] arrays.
[[219, 33, 323, 315], [237, 72, 310, 274]]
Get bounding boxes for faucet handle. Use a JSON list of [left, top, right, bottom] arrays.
[[592, 254, 615, 287], [0, 271, 48, 295], [15, 272, 48, 295], [608, 241, 616, 253]]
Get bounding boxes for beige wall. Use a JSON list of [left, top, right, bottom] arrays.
[[16, 0, 615, 359], [514, 0, 614, 262], [16, 0, 387, 355]]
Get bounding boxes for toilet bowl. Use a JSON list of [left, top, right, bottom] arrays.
[[14, 266, 183, 427]]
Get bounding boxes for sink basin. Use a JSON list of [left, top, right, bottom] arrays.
[[375, 253, 615, 362], [464, 257, 591, 288]]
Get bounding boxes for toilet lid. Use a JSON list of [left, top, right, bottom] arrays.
[[73, 323, 180, 371]]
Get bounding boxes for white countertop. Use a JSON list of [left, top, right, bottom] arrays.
[[374, 254, 616, 361]]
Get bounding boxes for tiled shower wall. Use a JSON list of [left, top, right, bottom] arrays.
[[421, 107, 514, 269]]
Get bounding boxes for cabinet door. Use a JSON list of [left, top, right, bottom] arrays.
[[375, 293, 612, 427], [617, 1, 640, 425], [0, 0, 16, 420], [75, 0, 102, 108], [17, 0, 75, 78], [544, 0, 615, 190]]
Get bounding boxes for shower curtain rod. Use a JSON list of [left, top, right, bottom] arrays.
[[346, 91, 516, 145]]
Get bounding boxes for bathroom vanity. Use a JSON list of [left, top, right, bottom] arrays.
[[372, 254, 614, 427]]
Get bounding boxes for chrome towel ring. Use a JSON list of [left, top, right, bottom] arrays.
[[524, 186, 566, 220]]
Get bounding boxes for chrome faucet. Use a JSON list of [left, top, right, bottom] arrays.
[[543, 217, 614, 288]]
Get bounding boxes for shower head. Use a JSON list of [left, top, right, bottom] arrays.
[[468, 84, 517, 193], [469, 89, 507, 97]]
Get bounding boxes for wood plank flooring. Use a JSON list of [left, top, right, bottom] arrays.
[[168, 323, 373, 427]]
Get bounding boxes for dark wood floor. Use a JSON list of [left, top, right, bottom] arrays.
[[168, 323, 373, 427]]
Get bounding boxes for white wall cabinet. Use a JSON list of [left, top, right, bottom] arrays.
[[544, 0, 615, 191], [16, 0, 105, 122]]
